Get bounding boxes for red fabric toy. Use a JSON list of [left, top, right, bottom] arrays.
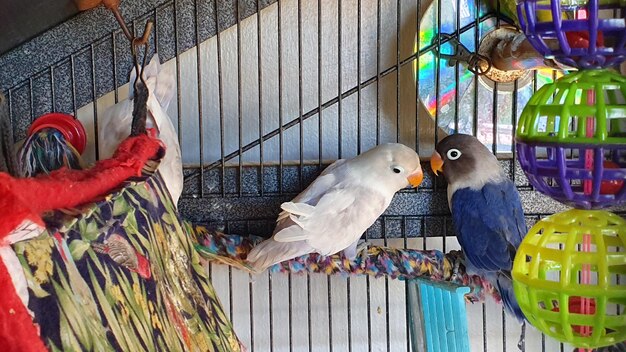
[[0, 135, 163, 352]]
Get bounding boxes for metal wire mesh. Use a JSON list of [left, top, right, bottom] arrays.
[[0, 0, 624, 351]]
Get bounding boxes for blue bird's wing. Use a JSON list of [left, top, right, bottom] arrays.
[[450, 181, 527, 272]]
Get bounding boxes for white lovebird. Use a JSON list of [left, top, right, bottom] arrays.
[[98, 55, 183, 207], [247, 143, 424, 272]]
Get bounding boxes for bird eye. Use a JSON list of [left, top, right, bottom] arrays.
[[392, 166, 404, 174], [446, 149, 462, 160]]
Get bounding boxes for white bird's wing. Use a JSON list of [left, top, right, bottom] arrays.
[[273, 158, 348, 229], [278, 202, 315, 218], [273, 188, 356, 243], [275, 159, 346, 222], [290, 159, 347, 203], [306, 187, 389, 254], [319, 158, 347, 176]]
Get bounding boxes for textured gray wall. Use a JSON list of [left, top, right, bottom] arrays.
[[0, 0, 276, 89], [0, 0, 276, 141]]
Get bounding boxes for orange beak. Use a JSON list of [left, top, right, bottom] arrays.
[[407, 168, 424, 188], [430, 151, 444, 176]]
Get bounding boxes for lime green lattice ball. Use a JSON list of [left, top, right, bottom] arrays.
[[512, 209, 626, 349], [516, 69, 626, 145]]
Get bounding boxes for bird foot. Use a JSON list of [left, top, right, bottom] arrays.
[[356, 241, 371, 267], [517, 321, 526, 351], [342, 240, 371, 269], [450, 258, 462, 280], [356, 241, 370, 254]]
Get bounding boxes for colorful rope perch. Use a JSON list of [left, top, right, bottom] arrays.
[[191, 225, 500, 304]]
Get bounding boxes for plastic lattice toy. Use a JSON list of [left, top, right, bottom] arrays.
[[517, 0, 626, 69], [516, 69, 626, 209], [407, 280, 471, 352], [512, 209, 626, 349]]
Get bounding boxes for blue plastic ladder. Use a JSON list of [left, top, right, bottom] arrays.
[[407, 279, 471, 352]]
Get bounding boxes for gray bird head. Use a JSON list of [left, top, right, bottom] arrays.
[[430, 134, 505, 190]]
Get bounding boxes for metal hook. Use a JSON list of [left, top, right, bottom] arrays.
[[432, 33, 492, 75], [74, 0, 153, 87], [103, 0, 154, 136], [103, 0, 153, 86], [75, 0, 154, 135], [129, 33, 151, 136], [130, 21, 154, 89]]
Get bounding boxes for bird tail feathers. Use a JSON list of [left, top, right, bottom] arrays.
[[246, 238, 313, 273], [496, 271, 526, 322]]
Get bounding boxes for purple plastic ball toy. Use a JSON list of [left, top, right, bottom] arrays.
[[517, 141, 626, 209], [517, 0, 626, 69]]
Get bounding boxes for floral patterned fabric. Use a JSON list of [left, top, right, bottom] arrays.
[[12, 160, 242, 351]]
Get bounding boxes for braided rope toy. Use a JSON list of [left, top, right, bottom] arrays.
[[190, 224, 500, 304]]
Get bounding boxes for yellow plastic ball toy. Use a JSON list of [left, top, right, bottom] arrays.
[[512, 209, 626, 349]]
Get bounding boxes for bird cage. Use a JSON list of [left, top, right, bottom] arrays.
[[0, 0, 624, 351]]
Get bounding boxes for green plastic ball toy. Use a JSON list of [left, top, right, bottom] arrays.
[[512, 209, 626, 349], [517, 69, 626, 145], [515, 69, 626, 209]]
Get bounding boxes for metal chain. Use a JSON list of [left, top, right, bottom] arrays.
[[432, 33, 492, 75]]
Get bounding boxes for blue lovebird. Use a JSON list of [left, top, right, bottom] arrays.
[[431, 133, 528, 349]]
